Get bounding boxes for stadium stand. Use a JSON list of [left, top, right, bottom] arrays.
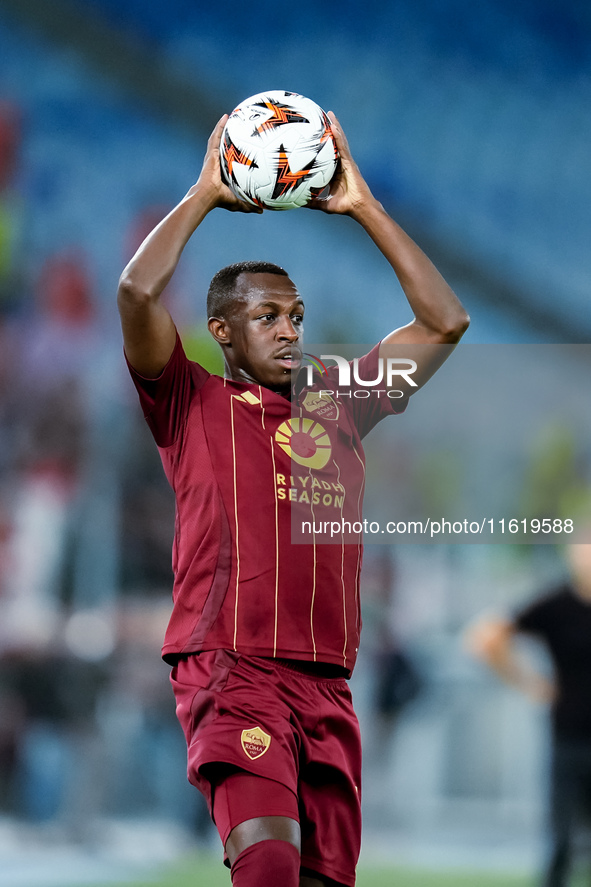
[[1, 0, 590, 341]]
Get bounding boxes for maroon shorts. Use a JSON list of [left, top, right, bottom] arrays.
[[170, 650, 362, 887]]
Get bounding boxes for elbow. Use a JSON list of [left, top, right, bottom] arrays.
[[453, 310, 471, 340], [464, 618, 512, 665], [117, 273, 152, 310], [438, 310, 470, 343]]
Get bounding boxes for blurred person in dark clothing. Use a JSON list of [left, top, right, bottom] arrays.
[[467, 543, 591, 887]]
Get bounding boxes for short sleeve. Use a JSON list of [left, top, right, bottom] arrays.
[[348, 343, 409, 439], [126, 333, 209, 448]]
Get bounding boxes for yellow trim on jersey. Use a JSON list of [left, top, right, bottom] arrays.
[[270, 436, 280, 656], [240, 390, 261, 405], [231, 390, 268, 651], [306, 463, 318, 662], [231, 395, 241, 651], [258, 386, 266, 431], [352, 444, 366, 643]]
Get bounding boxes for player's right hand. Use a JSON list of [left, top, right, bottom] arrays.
[[195, 116, 263, 214]]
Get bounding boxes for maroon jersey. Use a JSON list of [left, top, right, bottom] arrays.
[[127, 334, 404, 674]]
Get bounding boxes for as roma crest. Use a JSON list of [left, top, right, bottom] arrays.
[[301, 390, 339, 421], [241, 726, 271, 760]]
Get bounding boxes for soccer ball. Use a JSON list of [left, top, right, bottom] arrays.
[[220, 90, 339, 210]]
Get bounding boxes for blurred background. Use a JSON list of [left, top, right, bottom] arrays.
[[0, 0, 591, 885]]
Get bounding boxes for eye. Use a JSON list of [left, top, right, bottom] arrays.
[[291, 314, 304, 324], [257, 313, 276, 322]]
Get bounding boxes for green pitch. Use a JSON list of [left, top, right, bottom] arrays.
[[88, 852, 534, 887]]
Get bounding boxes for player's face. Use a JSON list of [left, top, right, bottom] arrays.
[[219, 272, 304, 391]]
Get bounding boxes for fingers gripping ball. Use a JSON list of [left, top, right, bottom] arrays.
[[220, 90, 339, 210]]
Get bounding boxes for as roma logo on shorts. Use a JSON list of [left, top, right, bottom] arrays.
[[241, 726, 271, 760]]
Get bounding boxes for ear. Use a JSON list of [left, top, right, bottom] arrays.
[[208, 317, 231, 346]]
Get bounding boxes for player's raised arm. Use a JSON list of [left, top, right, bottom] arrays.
[[117, 116, 261, 378], [308, 112, 470, 393]]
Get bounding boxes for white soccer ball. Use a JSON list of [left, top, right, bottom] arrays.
[[220, 90, 339, 211]]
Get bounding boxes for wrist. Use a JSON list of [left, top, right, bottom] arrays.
[[186, 179, 219, 214], [347, 193, 385, 223]]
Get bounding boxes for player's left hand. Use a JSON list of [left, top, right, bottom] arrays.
[[306, 112, 375, 216]]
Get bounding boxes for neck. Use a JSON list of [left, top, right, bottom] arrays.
[[223, 363, 294, 396]]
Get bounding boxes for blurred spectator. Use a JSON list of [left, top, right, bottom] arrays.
[[119, 410, 175, 594], [102, 600, 210, 836], [18, 250, 96, 387], [360, 548, 422, 761], [0, 251, 96, 650], [0, 100, 20, 191], [466, 543, 591, 887], [0, 99, 26, 315], [0, 245, 107, 833]]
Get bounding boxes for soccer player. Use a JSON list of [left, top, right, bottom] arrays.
[[118, 112, 469, 887], [466, 543, 591, 887]]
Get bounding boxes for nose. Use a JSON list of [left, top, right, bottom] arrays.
[[276, 316, 300, 341]]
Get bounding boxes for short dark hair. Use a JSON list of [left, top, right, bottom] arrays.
[[207, 260, 288, 319]]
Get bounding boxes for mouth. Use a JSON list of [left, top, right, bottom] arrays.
[[274, 349, 302, 370]]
